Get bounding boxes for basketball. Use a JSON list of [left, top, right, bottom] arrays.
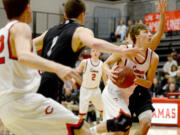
[[112, 66, 136, 88]]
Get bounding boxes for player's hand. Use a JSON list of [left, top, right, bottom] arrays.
[[109, 65, 121, 82], [56, 66, 82, 90], [122, 47, 145, 64], [155, 0, 167, 14]]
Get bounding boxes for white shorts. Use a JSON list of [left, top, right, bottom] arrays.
[[138, 110, 152, 121], [79, 87, 103, 115], [102, 85, 131, 120], [0, 93, 82, 135]]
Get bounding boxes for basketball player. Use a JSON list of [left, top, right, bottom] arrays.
[[90, 1, 167, 134], [0, 0, 92, 134], [34, 0, 143, 103], [90, 24, 159, 135], [76, 49, 104, 120], [127, 1, 167, 135]]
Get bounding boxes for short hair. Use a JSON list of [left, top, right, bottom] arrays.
[[65, 0, 86, 18], [3, 0, 29, 19], [130, 24, 147, 44]]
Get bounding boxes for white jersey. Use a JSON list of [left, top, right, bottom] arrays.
[[0, 21, 41, 103], [81, 58, 103, 89], [107, 44, 153, 104]]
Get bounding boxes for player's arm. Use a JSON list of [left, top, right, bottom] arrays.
[[33, 31, 47, 52], [102, 49, 124, 83], [75, 59, 86, 74], [74, 27, 143, 58], [102, 66, 108, 85], [12, 23, 81, 89], [149, 0, 167, 51], [134, 53, 159, 88]]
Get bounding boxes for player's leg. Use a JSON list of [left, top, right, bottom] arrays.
[[90, 112, 132, 135], [131, 86, 154, 135], [0, 93, 92, 135], [90, 86, 132, 135], [79, 87, 91, 119], [135, 110, 152, 135], [90, 88, 104, 120]]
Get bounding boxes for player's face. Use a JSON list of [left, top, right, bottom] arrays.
[[139, 29, 152, 47], [91, 49, 101, 58]]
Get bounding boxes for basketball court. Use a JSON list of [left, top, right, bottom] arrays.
[[0, 122, 180, 135], [130, 123, 180, 135]]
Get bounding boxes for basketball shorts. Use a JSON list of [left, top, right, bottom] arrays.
[[79, 87, 103, 115], [0, 93, 82, 135], [102, 85, 131, 120], [129, 85, 155, 118]]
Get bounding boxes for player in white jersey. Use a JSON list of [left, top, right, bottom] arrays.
[[76, 49, 104, 119], [90, 24, 159, 135], [0, 0, 93, 135]]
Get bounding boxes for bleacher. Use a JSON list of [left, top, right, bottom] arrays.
[[155, 33, 180, 70]]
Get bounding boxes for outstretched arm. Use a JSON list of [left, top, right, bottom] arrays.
[[150, 0, 167, 51], [74, 27, 143, 60]]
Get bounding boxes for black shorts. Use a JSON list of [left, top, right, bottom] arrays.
[[37, 72, 63, 102], [128, 85, 155, 117]]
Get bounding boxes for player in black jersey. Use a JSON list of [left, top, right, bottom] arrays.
[[33, 0, 143, 103]]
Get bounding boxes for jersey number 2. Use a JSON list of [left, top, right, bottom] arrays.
[[0, 36, 5, 64], [92, 73, 96, 81]]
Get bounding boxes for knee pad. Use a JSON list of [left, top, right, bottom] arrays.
[[107, 112, 132, 132]]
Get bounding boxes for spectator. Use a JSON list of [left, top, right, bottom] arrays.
[[165, 83, 179, 98], [163, 54, 177, 75], [82, 49, 91, 59], [162, 77, 177, 96], [175, 70, 180, 87], [75, 55, 83, 67], [127, 20, 133, 29], [171, 49, 180, 65], [110, 19, 127, 42], [61, 88, 74, 106], [61, 86, 80, 115], [169, 64, 178, 77], [134, 20, 139, 25], [149, 77, 163, 97], [115, 19, 127, 41]]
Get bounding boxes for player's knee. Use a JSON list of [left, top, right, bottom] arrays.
[[107, 112, 132, 132], [140, 118, 151, 129]]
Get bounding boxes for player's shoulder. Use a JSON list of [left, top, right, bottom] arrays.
[[76, 27, 93, 34], [11, 22, 31, 34]]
